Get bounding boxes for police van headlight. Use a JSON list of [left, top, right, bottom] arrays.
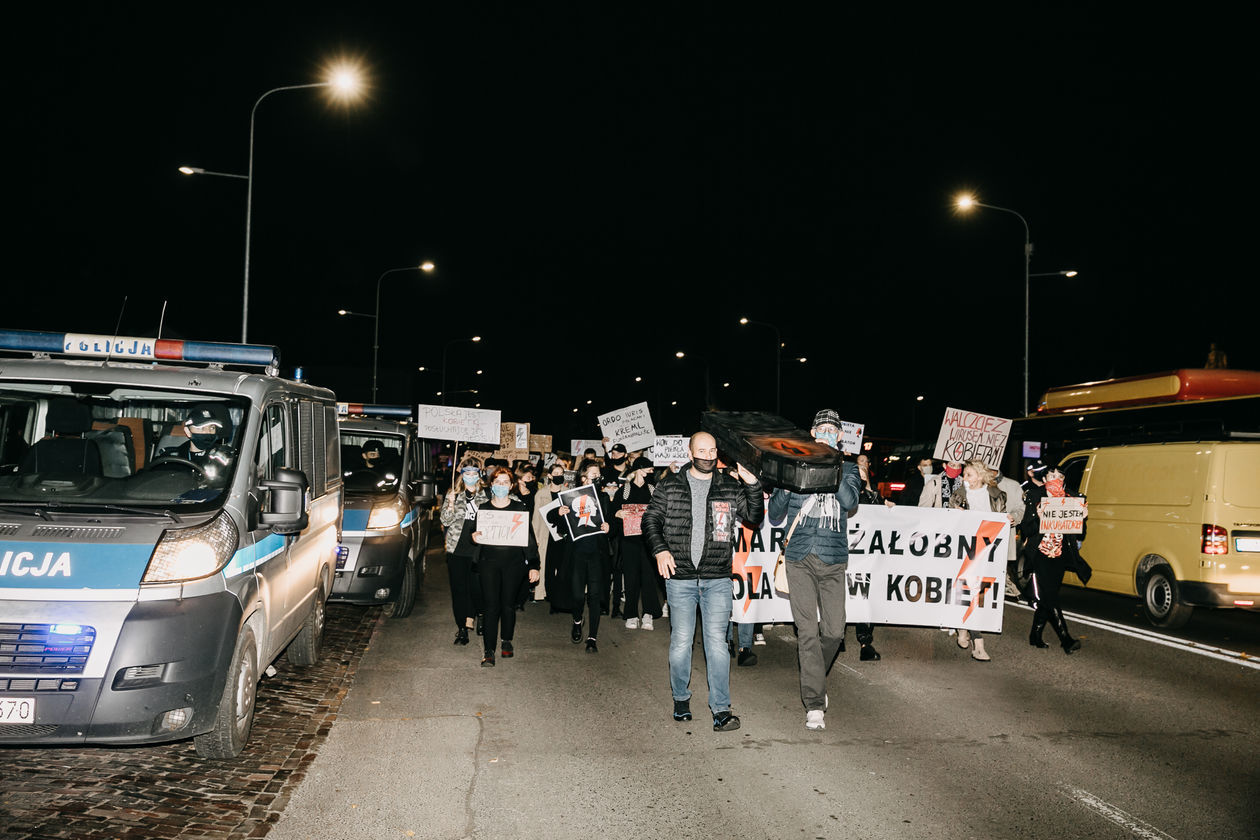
[[367, 499, 407, 530], [143, 513, 239, 583]]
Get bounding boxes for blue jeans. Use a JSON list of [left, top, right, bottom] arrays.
[[665, 577, 734, 714], [727, 620, 754, 649]]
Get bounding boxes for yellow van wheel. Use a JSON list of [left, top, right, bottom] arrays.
[[1142, 565, 1193, 629]]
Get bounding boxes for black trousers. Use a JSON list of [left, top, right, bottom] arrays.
[[1031, 552, 1068, 623], [447, 552, 481, 628], [621, 537, 661, 619], [571, 548, 607, 639], [603, 536, 621, 612], [480, 555, 526, 653], [855, 623, 875, 645]]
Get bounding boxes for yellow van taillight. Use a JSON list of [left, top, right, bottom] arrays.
[[1201, 524, 1228, 555]]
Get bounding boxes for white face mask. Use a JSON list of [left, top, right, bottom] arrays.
[[920, 465, 933, 476]]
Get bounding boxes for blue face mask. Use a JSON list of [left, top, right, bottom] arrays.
[[462, 472, 479, 488], [817, 432, 838, 450], [491, 484, 510, 499]]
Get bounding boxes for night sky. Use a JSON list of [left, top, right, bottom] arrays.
[[10, 8, 1253, 448]]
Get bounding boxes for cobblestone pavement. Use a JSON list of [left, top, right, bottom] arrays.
[[0, 604, 381, 840]]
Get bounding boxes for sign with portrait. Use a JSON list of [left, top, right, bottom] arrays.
[[558, 484, 605, 541]]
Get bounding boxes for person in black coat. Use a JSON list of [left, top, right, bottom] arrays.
[[471, 466, 540, 667], [548, 460, 612, 653], [1022, 462, 1090, 654]]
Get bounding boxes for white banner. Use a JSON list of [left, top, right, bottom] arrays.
[[570, 439, 605, 457], [651, 435, 689, 466], [416, 404, 502, 445], [731, 503, 1009, 632], [598, 401, 656, 451], [840, 420, 865, 455], [932, 407, 1012, 469], [475, 508, 530, 547]]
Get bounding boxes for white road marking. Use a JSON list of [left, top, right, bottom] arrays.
[[1061, 785, 1178, 840], [1008, 602, 1260, 671]]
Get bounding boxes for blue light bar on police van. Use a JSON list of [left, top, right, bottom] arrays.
[[0, 329, 280, 368], [337, 403, 413, 418]]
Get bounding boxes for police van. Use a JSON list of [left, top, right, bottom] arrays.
[[0, 328, 341, 758], [333, 403, 437, 618]]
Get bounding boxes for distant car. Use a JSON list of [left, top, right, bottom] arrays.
[[333, 405, 438, 618]]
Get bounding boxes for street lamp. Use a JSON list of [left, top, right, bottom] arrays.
[[955, 193, 1034, 416], [674, 350, 712, 409], [239, 63, 364, 343], [738, 317, 783, 413], [372, 263, 435, 402], [441, 336, 481, 405], [178, 166, 248, 180]]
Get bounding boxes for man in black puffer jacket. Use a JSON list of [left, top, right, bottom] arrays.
[[642, 431, 763, 732]]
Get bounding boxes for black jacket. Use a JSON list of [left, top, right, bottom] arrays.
[[1021, 483, 1092, 584], [641, 464, 764, 579]]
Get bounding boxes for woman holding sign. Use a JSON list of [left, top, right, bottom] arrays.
[[947, 459, 1010, 662], [613, 456, 661, 630], [471, 467, 540, 667], [1021, 463, 1088, 654], [441, 456, 488, 646], [548, 460, 612, 653]]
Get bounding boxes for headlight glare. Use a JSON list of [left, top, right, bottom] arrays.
[[143, 513, 238, 583]]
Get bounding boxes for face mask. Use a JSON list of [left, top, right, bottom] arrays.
[[610, 453, 625, 462], [691, 457, 716, 474], [816, 432, 838, 450], [462, 473, 479, 488], [191, 433, 220, 450], [1045, 477, 1066, 497], [920, 465, 933, 476], [551, 475, 565, 485], [491, 484, 510, 499], [943, 464, 962, 479]]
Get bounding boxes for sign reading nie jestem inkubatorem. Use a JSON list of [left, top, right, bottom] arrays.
[[651, 436, 689, 467], [416, 405, 502, 445], [932, 407, 1012, 469], [598, 402, 656, 452], [1037, 497, 1087, 534], [475, 508, 530, 547]]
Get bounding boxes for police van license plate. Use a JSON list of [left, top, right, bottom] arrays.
[[0, 697, 35, 723]]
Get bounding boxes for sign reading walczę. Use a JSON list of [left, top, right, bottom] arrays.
[[932, 407, 1011, 469]]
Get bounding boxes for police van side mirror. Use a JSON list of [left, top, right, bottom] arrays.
[[260, 467, 309, 534], [410, 472, 439, 507]]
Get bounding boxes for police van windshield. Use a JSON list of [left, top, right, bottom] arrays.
[[0, 382, 247, 511], [340, 430, 404, 495]]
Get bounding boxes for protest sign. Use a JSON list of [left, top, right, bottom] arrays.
[[529, 433, 553, 453], [563, 469, 577, 485], [558, 484, 605, 541], [571, 439, 605, 458], [475, 508, 530, 547], [1037, 497, 1087, 534], [651, 435, 689, 466], [619, 503, 648, 537], [538, 498, 563, 540], [416, 404, 502, 445], [840, 421, 865, 455], [933, 407, 1012, 469], [598, 402, 656, 451], [732, 503, 1009, 632]]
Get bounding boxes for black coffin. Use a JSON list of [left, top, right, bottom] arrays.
[[700, 411, 843, 494]]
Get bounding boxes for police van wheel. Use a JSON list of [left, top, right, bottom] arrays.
[[1142, 566, 1193, 629], [385, 559, 417, 620], [195, 627, 258, 759], [287, 585, 326, 666]]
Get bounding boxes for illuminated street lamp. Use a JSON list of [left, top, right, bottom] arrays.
[[441, 336, 482, 406], [955, 193, 1035, 416], [372, 263, 434, 402], [178, 166, 247, 180], [738, 317, 783, 413]]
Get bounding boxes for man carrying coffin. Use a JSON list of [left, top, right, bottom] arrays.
[[642, 431, 762, 732], [767, 408, 862, 732]]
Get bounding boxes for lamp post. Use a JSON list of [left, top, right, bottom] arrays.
[[239, 66, 363, 343], [955, 194, 1034, 416], [372, 263, 435, 402], [738, 317, 782, 413], [178, 166, 248, 181], [674, 350, 712, 409], [441, 336, 482, 405]]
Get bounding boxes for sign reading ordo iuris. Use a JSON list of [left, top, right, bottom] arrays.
[[598, 402, 656, 451], [932, 407, 1011, 469], [416, 404, 502, 445]]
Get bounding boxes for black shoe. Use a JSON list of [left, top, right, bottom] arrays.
[[1029, 618, 1050, 649], [571, 620, 583, 643], [713, 711, 741, 732], [611, 607, 623, 619], [600, 607, 609, 616], [838, 638, 846, 653], [501, 640, 514, 658], [454, 627, 469, 646], [860, 644, 881, 661], [585, 638, 598, 653], [476, 613, 485, 636], [480, 652, 495, 667], [728, 638, 736, 656], [737, 648, 758, 667], [672, 699, 692, 721], [1049, 608, 1081, 654]]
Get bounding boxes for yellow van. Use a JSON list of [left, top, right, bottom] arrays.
[[1055, 442, 1260, 628]]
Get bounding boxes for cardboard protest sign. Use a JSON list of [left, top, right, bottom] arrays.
[[558, 484, 605, 541], [933, 407, 1012, 469], [1037, 497, 1087, 534], [416, 404, 502, 445], [598, 402, 656, 451], [651, 435, 689, 467], [475, 508, 530, 547], [538, 498, 563, 540], [528, 433, 552, 453], [571, 439, 605, 457], [493, 422, 529, 463], [619, 503, 648, 537], [731, 502, 1009, 631], [840, 421, 865, 455]]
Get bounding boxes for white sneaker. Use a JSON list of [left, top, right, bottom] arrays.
[[753, 632, 766, 646], [805, 710, 825, 730], [625, 617, 640, 629], [641, 614, 654, 630], [661, 602, 669, 618]]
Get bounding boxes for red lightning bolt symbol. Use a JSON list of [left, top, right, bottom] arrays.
[[956, 519, 1005, 624]]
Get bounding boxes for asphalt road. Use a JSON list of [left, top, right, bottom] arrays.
[[268, 549, 1260, 840]]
